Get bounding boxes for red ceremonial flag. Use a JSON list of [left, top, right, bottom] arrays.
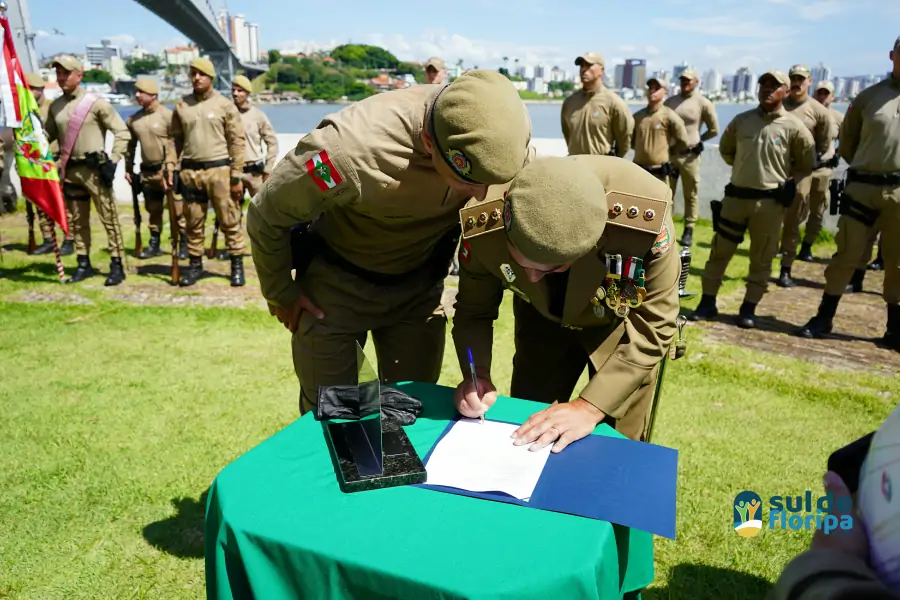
[[0, 12, 67, 234]]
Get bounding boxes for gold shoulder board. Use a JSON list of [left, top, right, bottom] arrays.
[[460, 198, 505, 240], [605, 191, 668, 235]]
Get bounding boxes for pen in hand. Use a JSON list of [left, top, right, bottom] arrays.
[[467, 347, 483, 424]]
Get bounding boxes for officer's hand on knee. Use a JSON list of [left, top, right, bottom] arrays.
[[512, 398, 606, 453], [268, 292, 324, 333], [453, 377, 497, 418]]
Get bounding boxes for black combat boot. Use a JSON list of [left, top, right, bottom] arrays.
[[776, 266, 794, 288], [65, 255, 94, 284], [689, 294, 718, 321], [178, 233, 188, 260], [230, 254, 245, 287], [845, 269, 865, 293], [179, 256, 203, 287], [104, 257, 125, 286], [32, 238, 54, 255], [736, 301, 757, 329], [797, 293, 841, 338], [868, 248, 884, 271], [883, 304, 900, 352], [797, 242, 814, 262], [60, 239, 74, 256], [680, 226, 694, 247], [138, 232, 163, 259]]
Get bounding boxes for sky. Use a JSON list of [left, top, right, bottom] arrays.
[[27, 0, 898, 77]]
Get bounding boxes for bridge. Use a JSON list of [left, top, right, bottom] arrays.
[[132, 0, 268, 90]]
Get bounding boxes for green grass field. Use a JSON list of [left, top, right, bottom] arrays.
[[0, 211, 892, 599]]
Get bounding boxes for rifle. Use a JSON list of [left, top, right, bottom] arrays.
[[165, 178, 180, 285], [131, 172, 143, 257], [25, 200, 35, 253], [208, 213, 219, 259]]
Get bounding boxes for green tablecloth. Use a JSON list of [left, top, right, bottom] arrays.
[[205, 382, 654, 600]]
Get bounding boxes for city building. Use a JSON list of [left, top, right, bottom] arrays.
[[85, 39, 119, 68], [811, 62, 831, 87], [672, 61, 690, 81], [161, 45, 200, 68], [613, 63, 625, 89], [731, 67, 755, 99], [130, 46, 150, 60], [533, 65, 545, 79], [529, 77, 547, 94], [623, 58, 646, 90], [703, 69, 722, 95], [217, 10, 262, 63]]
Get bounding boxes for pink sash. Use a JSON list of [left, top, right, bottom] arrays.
[[58, 92, 99, 182]]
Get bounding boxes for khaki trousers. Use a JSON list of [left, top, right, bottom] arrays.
[[141, 170, 185, 235], [701, 196, 785, 304], [804, 168, 832, 245], [669, 154, 701, 228], [509, 297, 658, 442], [291, 256, 447, 415], [780, 175, 813, 269], [180, 165, 245, 257], [824, 182, 900, 303], [64, 165, 124, 258], [37, 203, 74, 241]]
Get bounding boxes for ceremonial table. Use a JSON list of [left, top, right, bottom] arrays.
[[204, 382, 655, 600]]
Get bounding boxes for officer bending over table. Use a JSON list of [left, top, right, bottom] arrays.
[[451, 155, 681, 450]]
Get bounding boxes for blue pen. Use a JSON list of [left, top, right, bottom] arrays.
[[467, 347, 484, 423]]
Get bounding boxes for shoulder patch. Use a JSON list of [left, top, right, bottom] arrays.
[[458, 239, 471, 264], [306, 150, 344, 191], [460, 198, 505, 240], [651, 221, 672, 256], [605, 191, 668, 235]]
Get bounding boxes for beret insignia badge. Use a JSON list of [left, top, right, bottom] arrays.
[[447, 148, 472, 177]]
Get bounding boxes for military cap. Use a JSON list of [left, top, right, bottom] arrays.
[[503, 156, 608, 265], [647, 76, 668, 88], [135, 78, 159, 95], [815, 80, 835, 93], [25, 72, 45, 89], [758, 70, 790, 87], [679, 68, 698, 81], [233, 75, 252, 93], [575, 52, 604, 67], [51, 54, 82, 72], [431, 69, 531, 186], [789, 64, 811, 78], [190, 57, 216, 78], [425, 56, 445, 71]]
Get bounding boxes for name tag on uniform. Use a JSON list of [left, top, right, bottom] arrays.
[[500, 263, 516, 283]]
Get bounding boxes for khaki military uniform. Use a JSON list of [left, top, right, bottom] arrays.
[[45, 87, 131, 257], [35, 95, 73, 242], [805, 107, 845, 247], [780, 95, 836, 270], [664, 92, 719, 228], [632, 105, 689, 185], [700, 106, 815, 304], [561, 86, 634, 157], [169, 88, 246, 257], [452, 156, 680, 441], [248, 86, 532, 414], [238, 103, 278, 198], [769, 548, 900, 600], [125, 102, 185, 236]]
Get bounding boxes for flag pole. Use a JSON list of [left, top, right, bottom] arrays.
[[49, 227, 64, 282]]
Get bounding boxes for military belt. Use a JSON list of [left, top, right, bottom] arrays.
[[637, 163, 672, 177], [140, 161, 164, 174], [724, 182, 795, 206], [839, 193, 879, 228], [181, 158, 231, 171], [847, 169, 900, 186], [243, 161, 265, 174]]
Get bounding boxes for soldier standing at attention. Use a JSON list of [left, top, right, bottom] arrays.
[[232, 75, 278, 201], [424, 57, 447, 85], [561, 52, 634, 158], [664, 68, 719, 246], [125, 78, 186, 260], [45, 55, 131, 286], [247, 70, 533, 415], [797, 37, 900, 351], [168, 57, 246, 287], [632, 76, 689, 186], [690, 71, 815, 329], [777, 64, 836, 288], [452, 155, 680, 446], [26, 72, 74, 256]]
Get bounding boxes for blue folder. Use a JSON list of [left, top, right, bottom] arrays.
[[414, 417, 679, 539]]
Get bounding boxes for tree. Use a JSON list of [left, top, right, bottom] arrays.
[[548, 80, 575, 93], [397, 61, 425, 84], [330, 44, 398, 69], [268, 49, 281, 64], [125, 56, 162, 77], [83, 69, 112, 84]]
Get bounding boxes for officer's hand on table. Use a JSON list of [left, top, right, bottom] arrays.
[[268, 291, 324, 333], [512, 398, 606, 453], [453, 377, 497, 418], [810, 470, 869, 559]]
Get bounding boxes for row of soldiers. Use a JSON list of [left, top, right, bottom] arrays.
[[25, 55, 278, 287], [559, 49, 896, 349]]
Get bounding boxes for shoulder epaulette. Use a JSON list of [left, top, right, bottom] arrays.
[[605, 190, 668, 235], [460, 198, 505, 239]]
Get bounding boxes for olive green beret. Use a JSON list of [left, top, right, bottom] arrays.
[[431, 70, 530, 186], [503, 156, 608, 265], [190, 57, 216, 78], [25, 73, 45, 89], [233, 75, 252, 93], [135, 78, 158, 95]]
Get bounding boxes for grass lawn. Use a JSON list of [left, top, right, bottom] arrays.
[[0, 212, 893, 599]]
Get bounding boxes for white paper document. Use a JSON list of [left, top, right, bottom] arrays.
[[424, 418, 553, 501]]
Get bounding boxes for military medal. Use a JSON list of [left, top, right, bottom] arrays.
[[622, 256, 647, 309], [593, 304, 605, 319], [603, 254, 623, 310]]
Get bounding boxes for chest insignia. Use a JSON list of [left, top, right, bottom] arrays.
[[593, 254, 646, 318], [593, 110, 601, 118], [500, 263, 516, 283]]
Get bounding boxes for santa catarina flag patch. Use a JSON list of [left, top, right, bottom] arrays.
[[306, 151, 343, 191]]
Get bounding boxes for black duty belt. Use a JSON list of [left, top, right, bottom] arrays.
[[637, 163, 672, 177], [140, 161, 163, 174], [181, 158, 231, 171], [243, 161, 265, 174], [847, 169, 900, 186]]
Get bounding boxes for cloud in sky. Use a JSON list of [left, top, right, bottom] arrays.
[[651, 16, 796, 38]]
